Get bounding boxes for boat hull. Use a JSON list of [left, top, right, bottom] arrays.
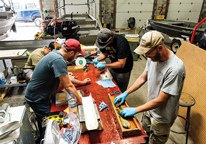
[[0, 15, 17, 36], [148, 20, 206, 43]]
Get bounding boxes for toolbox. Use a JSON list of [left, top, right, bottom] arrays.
[[108, 94, 141, 137]]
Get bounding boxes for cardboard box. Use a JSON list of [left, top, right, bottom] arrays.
[[67, 65, 84, 73]]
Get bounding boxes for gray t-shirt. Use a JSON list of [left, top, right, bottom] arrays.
[[25, 49, 68, 103], [145, 53, 186, 123]]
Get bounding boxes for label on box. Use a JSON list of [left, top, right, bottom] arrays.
[[10, 76, 17, 84]]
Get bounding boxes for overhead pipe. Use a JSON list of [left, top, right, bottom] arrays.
[[39, 0, 44, 20]]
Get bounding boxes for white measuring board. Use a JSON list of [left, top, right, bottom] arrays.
[[75, 57, 87, 67], [82, 94, 98, 130]]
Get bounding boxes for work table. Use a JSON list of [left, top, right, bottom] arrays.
[[50, 64, 147, 144]]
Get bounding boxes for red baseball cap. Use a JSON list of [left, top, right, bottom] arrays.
[[64, 39, 85, 54]]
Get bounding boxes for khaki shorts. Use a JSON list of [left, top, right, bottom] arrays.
[[142, 111, 173, 144], [23, 68, 33, 81]]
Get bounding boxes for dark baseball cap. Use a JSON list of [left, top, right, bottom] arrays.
[[64, 39, 85, 54], [95, 28, 113, 49], [48, 42, 55, 50]]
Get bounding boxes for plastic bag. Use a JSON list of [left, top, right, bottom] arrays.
[[60, 112, 81, 144]]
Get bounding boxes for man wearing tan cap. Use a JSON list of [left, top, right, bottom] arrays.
[[114, 31, 186, 143]]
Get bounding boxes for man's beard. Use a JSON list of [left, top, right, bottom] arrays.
[[151, 51, 161, 62], [67, 54, 75, 62]]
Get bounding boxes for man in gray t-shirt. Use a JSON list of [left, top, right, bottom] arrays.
[[114, 31, 185, 144], [25, 39, 85, 139]]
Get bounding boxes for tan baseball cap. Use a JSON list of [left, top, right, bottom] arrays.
[[134, 31, 164, 55]]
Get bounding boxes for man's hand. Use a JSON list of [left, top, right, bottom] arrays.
[[120, 107, 137, 117], [93, 58, 99, 64], [114, 91, 128, 105], [59, 74, 82, 104], [83, 78, 91, 85], [95, 63, 105, 68], [68, 72, 73, 76]]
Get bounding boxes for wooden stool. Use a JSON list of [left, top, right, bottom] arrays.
[[170, 92, 195, 144]]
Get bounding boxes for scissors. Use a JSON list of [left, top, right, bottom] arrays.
[[110, 90, 120, 95]]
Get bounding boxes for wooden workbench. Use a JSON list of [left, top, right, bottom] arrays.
[[50, 64, 147, 144]]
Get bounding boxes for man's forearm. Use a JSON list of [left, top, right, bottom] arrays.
[[127, 72, 147, 94], [105, 61, 125, 69], [59, 74, 82, 104], [64, 84, 82, 104], [135, 91, 171, 113], [98, 53, 107, 61], [136, 98, 166, 113], [69, 76, 84, 85]]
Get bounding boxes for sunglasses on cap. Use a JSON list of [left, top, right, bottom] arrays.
[[63, 43, 69, 50], [97, 37, 112, 44], [63, 43, 77, 51], [145, 45, 160, 56]]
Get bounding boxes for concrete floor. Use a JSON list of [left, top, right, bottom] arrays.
[[0, 22, 195, 144], [4, 21, 41, 41]]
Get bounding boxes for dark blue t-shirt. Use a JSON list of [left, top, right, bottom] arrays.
[[25, 50, 68, 103]]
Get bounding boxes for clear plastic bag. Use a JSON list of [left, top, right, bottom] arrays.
[[60, 112, 81, 144]]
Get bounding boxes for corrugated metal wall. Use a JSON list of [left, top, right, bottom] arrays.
[[41, 0, 205, 28], [58, 0, 88, 16], [89, 0, 100, 19], [115, 0, 154, 28], [166, 0, 203, 22], [199, 0, 206, 22]]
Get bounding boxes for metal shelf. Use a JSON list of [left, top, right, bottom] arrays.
[[0, 83, 27, 88], [0, 74, 27, 88]]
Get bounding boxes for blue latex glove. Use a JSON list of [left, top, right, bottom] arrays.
[[93, 57, 99, 64], [120, 107, 137, 117], [95, 63, 105, 68], [113, 91, 128, 105]]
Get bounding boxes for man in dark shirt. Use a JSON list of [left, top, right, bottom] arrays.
[[25, 39, 85, 138], [93, 28, 133, 92]]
